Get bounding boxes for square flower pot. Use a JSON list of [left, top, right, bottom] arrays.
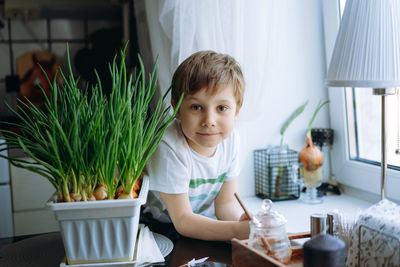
[[46, 176, 149, 265]]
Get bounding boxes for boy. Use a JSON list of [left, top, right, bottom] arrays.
[[143, 51, 249, 241]]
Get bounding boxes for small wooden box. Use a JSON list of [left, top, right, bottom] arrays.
[[232, 232, 310, 267]]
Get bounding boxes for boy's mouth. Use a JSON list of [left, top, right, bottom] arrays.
[[197, 132, 219, 136]]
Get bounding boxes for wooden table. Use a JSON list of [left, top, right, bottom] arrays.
[[0, 231, 232, 267]]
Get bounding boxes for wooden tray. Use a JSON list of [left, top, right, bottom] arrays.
[[232, 232, 310, 267]]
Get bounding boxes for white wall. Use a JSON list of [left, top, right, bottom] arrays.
[[145, 0, 330, 197], [236, 1, 330, 196]]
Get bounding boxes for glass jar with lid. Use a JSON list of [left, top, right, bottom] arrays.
[[248, 199, 292, 263]]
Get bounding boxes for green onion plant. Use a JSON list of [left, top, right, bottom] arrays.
[[0, 44, 181, 202]]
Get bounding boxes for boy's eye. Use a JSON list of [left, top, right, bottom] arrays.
[[190, 105, 202, 111], [218, 106, 228, 112]]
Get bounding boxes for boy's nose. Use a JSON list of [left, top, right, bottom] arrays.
[[201, 121, 216, 127], [201, 112, 216, 127]]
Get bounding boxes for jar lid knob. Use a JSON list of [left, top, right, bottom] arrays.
[[261, 199, 273, 212]]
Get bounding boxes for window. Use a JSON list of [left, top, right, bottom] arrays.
[[347, 87, 400, 169], [323, 0, 400, 201]]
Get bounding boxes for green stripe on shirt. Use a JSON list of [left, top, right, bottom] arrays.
[[189, 172, 227, 188], [189, 191, 218, 201]]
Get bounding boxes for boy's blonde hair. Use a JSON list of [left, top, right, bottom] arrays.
[[171, 51, 245, 110]]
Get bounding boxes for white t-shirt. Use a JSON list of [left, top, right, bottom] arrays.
[[144, 120, 240, 222]]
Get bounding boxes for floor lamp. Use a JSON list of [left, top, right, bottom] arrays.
[[326, 0, 400, 200]]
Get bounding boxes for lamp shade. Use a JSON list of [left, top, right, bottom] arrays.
[[327, 0, 400, 88]]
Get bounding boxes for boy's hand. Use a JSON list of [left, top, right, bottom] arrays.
[[239, 213, 251, 221], [160, 191, 250, 241]]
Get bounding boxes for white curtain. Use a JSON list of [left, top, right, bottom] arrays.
[[145, 0, 283, 120]]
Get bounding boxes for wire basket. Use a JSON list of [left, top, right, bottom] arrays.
[[254, 146, 300, 201]]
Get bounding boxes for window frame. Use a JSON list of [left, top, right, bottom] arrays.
[[322, 0, 400, 201]]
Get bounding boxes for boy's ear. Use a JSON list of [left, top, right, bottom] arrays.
[[235, 106, 240, 118], [171, 99, 181, 120]]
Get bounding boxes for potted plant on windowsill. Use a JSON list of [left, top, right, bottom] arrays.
[[298, 99, 329, 204], [273, 101, 308, 199], [0, 45, 182, 264]]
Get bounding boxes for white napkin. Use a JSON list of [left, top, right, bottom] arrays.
[[186, 257, 209, 267], [135, 224, 165, 266]]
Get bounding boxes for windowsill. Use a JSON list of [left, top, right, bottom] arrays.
[[242, 191, 375, 233]]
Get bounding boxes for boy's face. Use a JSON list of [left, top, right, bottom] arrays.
[[176, 85, 238, 157]]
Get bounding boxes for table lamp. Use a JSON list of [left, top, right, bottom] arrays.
[[326, 0, 400, 200]]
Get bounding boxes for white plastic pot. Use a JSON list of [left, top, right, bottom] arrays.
[[46, 176, 149, 265]]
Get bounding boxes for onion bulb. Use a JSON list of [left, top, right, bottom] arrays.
[[118, 192, 134, 199], [298, 132, 323, 171], [70, 192, 82, 202], [116, 188, 138, 199], [132, 179, 141, 192], [115, 185, 124, 199], [93, 184, 107, 200]]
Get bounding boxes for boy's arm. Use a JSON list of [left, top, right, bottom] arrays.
[[160, 192, 249, 241], [214, 179, 244, 221]]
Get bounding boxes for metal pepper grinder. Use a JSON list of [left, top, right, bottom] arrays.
[[310, 213, 335, 236]]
